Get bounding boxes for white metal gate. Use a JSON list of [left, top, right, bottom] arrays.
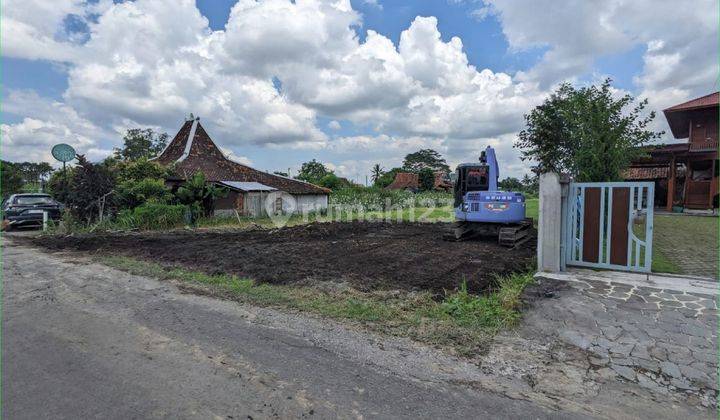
[[563, 182, 654, 273]]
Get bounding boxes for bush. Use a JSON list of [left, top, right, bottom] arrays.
[[329, 186, 452, 211], [116, 203, 186, 230], [115, 178, 172, 209]]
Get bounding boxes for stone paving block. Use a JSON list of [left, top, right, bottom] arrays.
[[560, 330, 591, 350], [611, 364, 637, 381], [659, 361, 682, 379]]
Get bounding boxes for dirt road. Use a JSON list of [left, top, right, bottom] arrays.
[[2, 238, 568, 419]]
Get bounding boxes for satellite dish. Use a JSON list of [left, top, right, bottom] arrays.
[[51, 143, 76, 163]]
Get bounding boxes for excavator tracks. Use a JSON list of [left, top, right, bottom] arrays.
[[443, 219, 535, 248]]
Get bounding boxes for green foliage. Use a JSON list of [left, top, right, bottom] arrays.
[[65, 155, 115, 222], [498, 177, 523, 192], [114, 128, 169, 161], [330, 186, 452, 211], [1, 161, 25, 198], [516, 78, 663, 182], [47, 168, 76, 204], [114, 158, 169, 181], [439, 273, 534, 331], [318, 173, 351, 190], [402, 149, 450, 174], [14, 161, 53, 185], [115, 178, 172, 209], [296, 159, 331, 185], [374, 167, 402, 188], [112, 159, 172, 209], [116, 203, 186, 230], [273, 171, 289, 177], [418, 168, 435, 192], [370, 163, 384, 184], [175, 172, 226, 220]]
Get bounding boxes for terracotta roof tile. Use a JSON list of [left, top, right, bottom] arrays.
[[623, 166, 669, 180], [157, 120, 329, 195]]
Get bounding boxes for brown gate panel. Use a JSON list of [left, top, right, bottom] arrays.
[[581, 187, 601, 263], [609, 188, 630, 266]]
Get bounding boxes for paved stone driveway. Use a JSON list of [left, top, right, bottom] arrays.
[[526, 272, 718, 410]]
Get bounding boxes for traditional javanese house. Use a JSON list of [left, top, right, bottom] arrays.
[[625, 92, 718, 211], [155, 117, 330, 216], [386, 171, 452, 192]]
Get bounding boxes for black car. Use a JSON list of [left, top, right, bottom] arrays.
[[2, 194, 63, 229]]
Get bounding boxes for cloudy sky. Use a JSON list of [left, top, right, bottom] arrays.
[[2, 0, 717, 182]]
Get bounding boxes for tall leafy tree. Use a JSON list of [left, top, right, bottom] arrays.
[[402, 149, 450, 174], [1, 161, 24, 199], [296, 159, 331, 185], [114, 128, 169, 161], [498, 177, 524, 192], [374, 167, 402, 188], [515, 78, 663, 182], [418, 168, 435, 192], [65, 155, 116, 222]]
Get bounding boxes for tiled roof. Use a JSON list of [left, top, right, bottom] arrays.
[[664, 92, 719, 112], [663, 92, 719, 138], [386, 172, 419, 190], [623, 166, 669, 180], [156, 119, 330, 195], [433, 172, 452, 191]]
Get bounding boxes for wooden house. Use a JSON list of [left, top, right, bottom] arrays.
[[155, 117, 330, 216], [625, 92, 718, 211]]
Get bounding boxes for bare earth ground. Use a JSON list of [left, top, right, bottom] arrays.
[[5, 227, 717, 419], [31, 222, 535, 294]]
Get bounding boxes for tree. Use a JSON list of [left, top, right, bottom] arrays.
[[114, 128, 169, 161], [175, 172, 226, 220], [374, 167, 402, 188], [402, 149, 450, 174], [499, 177, 524, 192], [418, 168, 435, 192], [515, 78, 663, 182], [296, 159, 331, 185], [370, 164, 384, 183], [65, 155, 116, 222], [1, 161, 24, 199], [273, 171, 289, 177], [48, 167, 76, 204], [16, 162, 53, 185], [521, 174, 539, 196]]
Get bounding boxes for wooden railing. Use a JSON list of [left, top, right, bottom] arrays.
[[689, 138, 718, 151]]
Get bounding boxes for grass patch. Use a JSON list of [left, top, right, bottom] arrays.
[[97, 255, 534, 355]]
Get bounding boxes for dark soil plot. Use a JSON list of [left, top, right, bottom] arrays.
[[32, 222, 535, 294]]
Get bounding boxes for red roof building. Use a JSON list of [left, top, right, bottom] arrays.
[[157, 117, 329, 216], [625, 92, 718, 211]]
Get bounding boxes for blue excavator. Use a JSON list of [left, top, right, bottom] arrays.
[[445, 146, 534, 247]]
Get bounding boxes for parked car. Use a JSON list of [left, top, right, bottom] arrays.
[[2, 194, 63, 229]]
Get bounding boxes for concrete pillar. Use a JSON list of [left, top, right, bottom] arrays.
[[537, 172, 562, 272]]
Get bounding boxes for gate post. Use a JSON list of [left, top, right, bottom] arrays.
[[537, 172, 562, 272]]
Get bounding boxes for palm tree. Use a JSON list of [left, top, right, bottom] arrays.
[[371, 164, 384, 184]]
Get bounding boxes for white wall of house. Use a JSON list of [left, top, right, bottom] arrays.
[[293, 194, 328, 213]]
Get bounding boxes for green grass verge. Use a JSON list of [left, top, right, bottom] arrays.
[[97, 255, 534, 355]]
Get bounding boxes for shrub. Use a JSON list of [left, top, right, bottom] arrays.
[[117, 203, 186, 230], [418, 168, 435, 192], [115, 178, 172, 209], [329, 186, 452, 212], [65, 155, 115, 222]]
